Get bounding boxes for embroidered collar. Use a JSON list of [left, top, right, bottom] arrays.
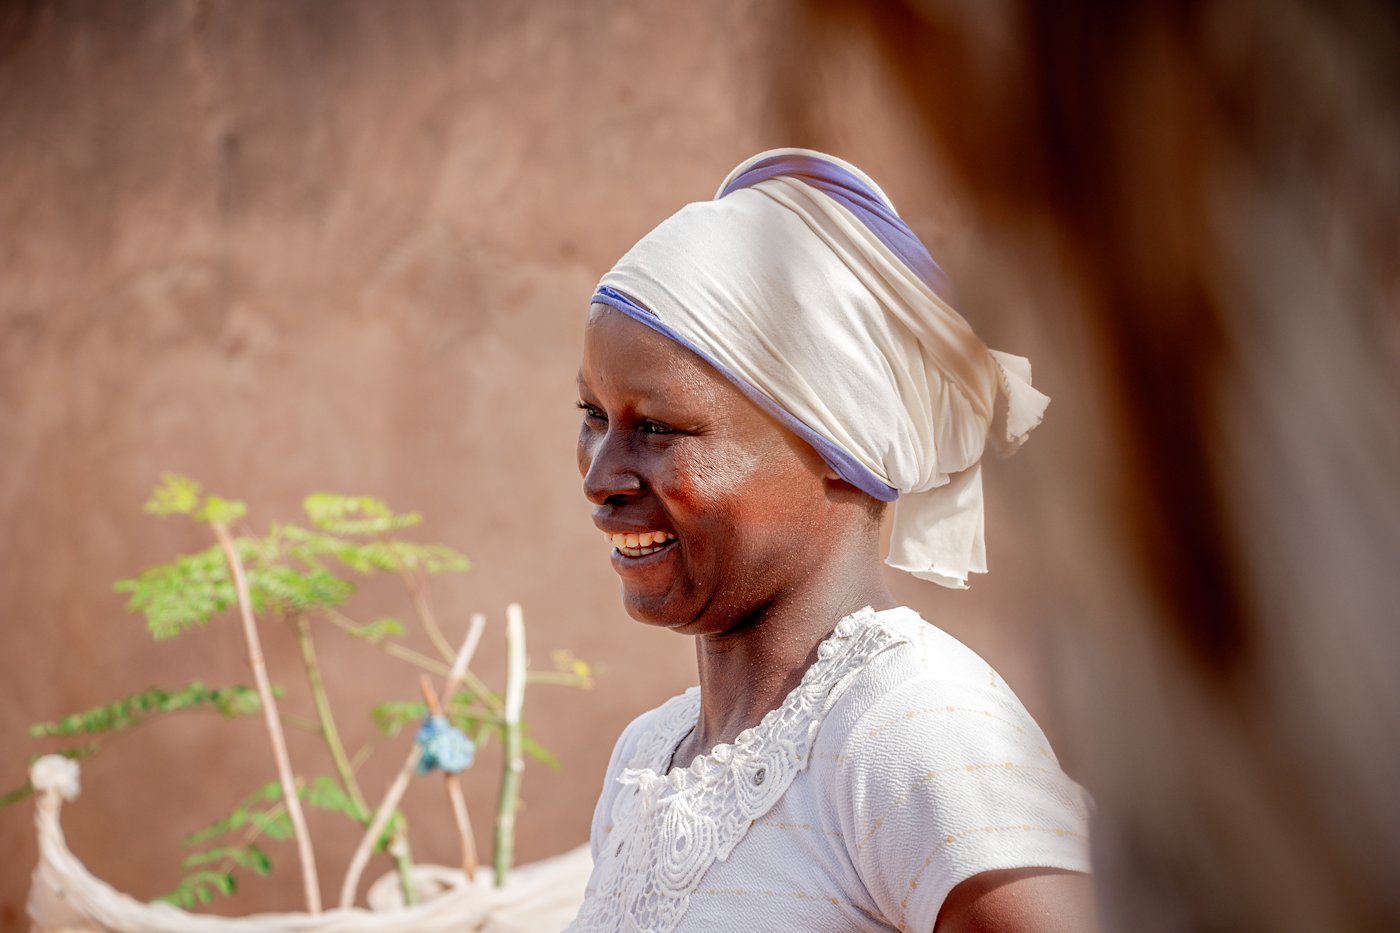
[[567, 606, 908, 933]]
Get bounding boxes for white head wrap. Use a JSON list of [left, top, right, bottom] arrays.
[[593, 148, 1048, 588]]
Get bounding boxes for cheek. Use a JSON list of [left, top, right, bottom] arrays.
[[662, 440, 824, 534], [658, 441, 757, 513]]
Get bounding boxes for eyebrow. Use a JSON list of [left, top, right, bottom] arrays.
[[576, 371, 621, 404], [576, 367, 707, 415], [576, 370, 655, 397]]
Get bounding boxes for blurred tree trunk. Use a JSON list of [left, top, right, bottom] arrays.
[[775, 2, 1400, 930]]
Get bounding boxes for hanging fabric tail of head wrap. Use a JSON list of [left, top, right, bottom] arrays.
[[592, 148, 1049, 589]]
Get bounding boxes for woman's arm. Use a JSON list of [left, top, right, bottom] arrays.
[[934, 868, 1099, 933]]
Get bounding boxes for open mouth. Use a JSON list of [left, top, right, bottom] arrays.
[[605, 530, 677, 559]]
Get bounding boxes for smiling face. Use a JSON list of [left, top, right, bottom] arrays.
[[577, 305, 844, 635]]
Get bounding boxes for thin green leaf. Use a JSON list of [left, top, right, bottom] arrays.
[[143, 474, 202, 517], [249, 808, 293, 841], [302, 774, 355, 817], [302, 494, 422, 536], [248, 564, 353, 611], [28, 683, 268, 738], [372, 540, 469, 574], [0, 782, 34, 808], [196, 494, 248, 525], [114, 542, 245, 639], [348, 617, 405, 643], [184, 781, 281, 844], [372, 700, 427, 737], [182, 843, 272, 877], [24, 743, 101, 767], [521, 733, 561, 770], [155, 869, 238, 908]]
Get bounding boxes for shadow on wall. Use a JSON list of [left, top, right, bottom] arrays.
[[774, 2, 1400, 931]]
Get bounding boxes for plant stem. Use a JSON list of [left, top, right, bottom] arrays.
[[321, 607, 452, 677], [321, 606, 505, 714], [211, 522, 321, 913], [459, 669, 505, 715], [380, 532, 457, 663], [351, 741, 377, 770], [525, 671, 592, 687], [292, 614, 369, 817], [280, 713, 323, 733], [493, 603, 526, 889], [294, 612, 422, 900], [407, 574, 454, 662], [339, 614, 486, 908], [388, 826, 417, 906]]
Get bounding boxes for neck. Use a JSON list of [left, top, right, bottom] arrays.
[[687, 545, 895, 754]]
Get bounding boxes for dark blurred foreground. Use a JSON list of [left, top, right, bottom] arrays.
[[781, 1, 1400, 930]]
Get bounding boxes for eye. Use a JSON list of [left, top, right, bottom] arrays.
[[576, 401, 606, 423], [639, 420, 676, 436]]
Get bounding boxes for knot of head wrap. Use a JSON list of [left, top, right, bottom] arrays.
[[592, 148, 1048, 588]]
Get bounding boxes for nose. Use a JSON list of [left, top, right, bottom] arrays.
[[579, 428, 644, 506]]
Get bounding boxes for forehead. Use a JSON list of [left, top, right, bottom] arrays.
[[579, 304, 733, 406]]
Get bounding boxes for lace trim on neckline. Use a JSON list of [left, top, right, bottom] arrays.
[[566, 605, 908, 933]]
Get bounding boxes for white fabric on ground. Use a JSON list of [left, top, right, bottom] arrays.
[[27, 756, 590, 933]]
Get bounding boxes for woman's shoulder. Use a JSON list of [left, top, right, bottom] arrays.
[[846, 606, 1033, 699], [818, 606, 1069, 770], [868, 605, 1009, 685], [804, 607, 1093, 932]]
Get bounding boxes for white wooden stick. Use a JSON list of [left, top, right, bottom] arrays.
[[338, 613, 486, 908], [493, 603, 527, 887], [420, 675, 479, 881], [213, 522, 322, 913]]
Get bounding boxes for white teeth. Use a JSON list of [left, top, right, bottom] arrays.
[[606, 530, 675, 555]]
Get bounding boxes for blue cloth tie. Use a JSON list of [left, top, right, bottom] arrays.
[[415, 714, 475, 775]]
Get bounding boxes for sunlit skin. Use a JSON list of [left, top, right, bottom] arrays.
[[576, 304, 1098, 933]]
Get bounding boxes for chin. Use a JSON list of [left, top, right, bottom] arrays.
[[619, 585, 699, 633]]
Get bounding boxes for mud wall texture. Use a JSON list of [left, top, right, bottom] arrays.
[[0, 2, 1080, 924]]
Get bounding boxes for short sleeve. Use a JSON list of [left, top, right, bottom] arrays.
[[587, 710, 651, 863], [833, 675, 1092, 932]]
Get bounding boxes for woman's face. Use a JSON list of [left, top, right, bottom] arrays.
[[577, 305, 836, 635]]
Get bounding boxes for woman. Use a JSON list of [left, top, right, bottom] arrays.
[[566, 150, 1095, 933]]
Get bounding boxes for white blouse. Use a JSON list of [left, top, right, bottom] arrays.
[[565, 606, 1092, 933]]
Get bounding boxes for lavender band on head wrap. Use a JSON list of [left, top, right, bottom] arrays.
[[717, 152, 955, 301], [591, 148, 1049, 588]]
